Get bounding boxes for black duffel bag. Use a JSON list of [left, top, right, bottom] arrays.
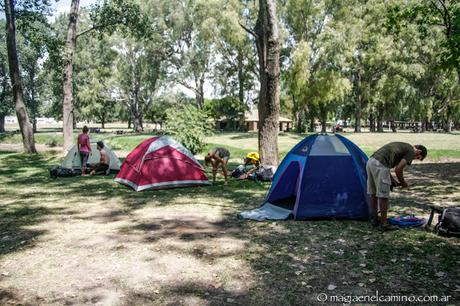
[[435, 208, 460, 237], [49, 166, 81, 178]]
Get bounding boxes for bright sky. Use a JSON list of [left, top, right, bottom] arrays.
[[0, 0, 99, 19], [53, 0, 100, 16]]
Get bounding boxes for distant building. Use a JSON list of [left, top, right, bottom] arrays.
[[4, 116, 57, 124], [244, 109, 293, 132], [36, 117, 58, 124], [216, 109, 293, 132], [5, 116, 17, 124]]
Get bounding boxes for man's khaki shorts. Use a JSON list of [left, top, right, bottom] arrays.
[[366, 157, 391, 198]]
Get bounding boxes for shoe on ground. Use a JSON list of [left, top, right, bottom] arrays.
[[371, 217, 380, 227]]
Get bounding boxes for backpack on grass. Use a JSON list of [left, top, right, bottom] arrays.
[[255, 165, 276, 181], [435, 208, 460, 237], [231, 165, 246, 178], [49, 166, 81, 178]]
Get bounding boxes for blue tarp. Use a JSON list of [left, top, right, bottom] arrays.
[[238, 203, 292, 221]]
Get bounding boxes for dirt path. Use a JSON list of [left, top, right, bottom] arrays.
[[0, 153, 458, 305], [0, 195, 255, 305]]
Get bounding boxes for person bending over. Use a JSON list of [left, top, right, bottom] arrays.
[[204, 147, 230, 185], [90, 141, 110, 175], [366, 142, 427, 231]]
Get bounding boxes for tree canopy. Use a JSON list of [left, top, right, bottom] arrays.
[[1, 0, 459, 152]]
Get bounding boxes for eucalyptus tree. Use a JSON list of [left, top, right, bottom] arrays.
[[212, 0, 258, 111], [165, 0, 220, 109], [0, 19, 13, 133], [61, 0, 146, 151], [1, 0, 51, 152], [284, 0, 353, 132], [0, 28, 12, 133], [105, 0, 174, 132], [76, 34, 117, 129], [240, 0, 281, 165], [114, 38, 165, 132], [387, 0, 460, 131], [61, 0, 79, 151], [16, 11, 51, 132]]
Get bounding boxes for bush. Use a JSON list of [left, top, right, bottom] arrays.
[[46, 138, 58, 147], [164, 105, 213, 154]]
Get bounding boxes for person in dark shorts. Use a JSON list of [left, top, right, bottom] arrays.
[[367, 142, 427, 231], [77, 126, 91, 176], [90, 141, 110, 175], [234, 152, 260, 180], [204, 147, 230, 185]]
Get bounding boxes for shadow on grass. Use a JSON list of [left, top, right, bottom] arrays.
[[229, 133, 258, 140], [0, 133, 17, 143], [105, 161, 460, 304], [0, 205, 72, 256], [0, 151, 459, 304], [393, 162, 460, 210], [121, 280, 254, 305]]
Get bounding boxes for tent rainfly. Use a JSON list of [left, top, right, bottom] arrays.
[[62, 142, 121, 173], [115, 136, 210, 191]]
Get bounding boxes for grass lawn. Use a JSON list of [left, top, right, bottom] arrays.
[[0, 132, 459, 305], [1, 130, 460, 160]]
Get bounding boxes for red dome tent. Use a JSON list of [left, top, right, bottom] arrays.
[[115, 136, 210, 191]]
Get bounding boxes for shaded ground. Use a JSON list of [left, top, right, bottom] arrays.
[[0, 150, 459, 305]]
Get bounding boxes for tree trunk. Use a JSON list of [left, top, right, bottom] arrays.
[[128, 117, 131, 129], [254, 0, 280, 166], [237, 51, 246, 130], [320, 104, 327, 133], [62, 0, 80, 152], [443, 105, 452, 132], [309, 113, 315, 132], [131, 102, 143, 132], [444, 119, 452, 132], [354, 95, 362, 132], [390, 120, 396, 132], [4, 0, 36, 153], [72, 112, 77, 129], [196, 75, 205, 109], [369, 112, 375, 132], [130, 66, 143, 132], [295, 110, 303, 133], [377, 114, 383, 132], [237, 50, 245, 108], [133, 115, 142, 132], [321, 121, 327, 133], [354, 72, 362, 133], [30, 66, 38, 133], [29, 66, 38, 133], [32, 118, 37, 133], [0, 114, 5, 133], [139, 107, 144, 131]]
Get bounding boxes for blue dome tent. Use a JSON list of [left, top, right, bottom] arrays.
[[239, 134, 371, 221]]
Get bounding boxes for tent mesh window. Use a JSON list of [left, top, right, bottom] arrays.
[[309, 135, 349, 156]]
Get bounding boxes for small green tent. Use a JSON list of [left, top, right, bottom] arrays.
[[62, 142, 121, 173]]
